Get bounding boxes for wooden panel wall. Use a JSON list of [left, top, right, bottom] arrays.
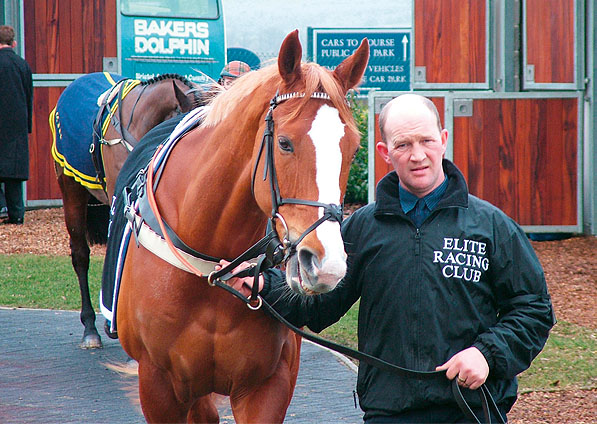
[[414, 0, 486, 84], [24, 0, 117, 73], [525, 0, 575, 84], [452, 98, 578, 226], [23, 0, 117, 201], [373, 97, 445, 187], [27, 87, 65, 201]]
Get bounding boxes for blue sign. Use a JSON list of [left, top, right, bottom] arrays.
[[120, 15, 226, 84], [310, 28, 411, 92]]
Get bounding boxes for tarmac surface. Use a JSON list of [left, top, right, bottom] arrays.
[[0, 307, 363, 423]]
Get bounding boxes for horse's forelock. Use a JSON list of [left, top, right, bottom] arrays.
[[274, 64, 357, 136]]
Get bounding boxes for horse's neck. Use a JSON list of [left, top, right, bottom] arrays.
[[128, 82, 174, 139], [159, 116, 268, 259]]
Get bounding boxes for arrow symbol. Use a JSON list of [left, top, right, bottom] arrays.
[[402, 35, 409, 61]]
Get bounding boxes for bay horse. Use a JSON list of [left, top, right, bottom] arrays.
[[114, 30, 369, 423], [51, 72, 205, 348]]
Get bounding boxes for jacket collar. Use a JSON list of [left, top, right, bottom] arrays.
[[374, 159, 469, 217]]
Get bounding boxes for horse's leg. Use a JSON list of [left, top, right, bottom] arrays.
[[230, 334, 302, 423], [186, 395, 219, 424], [56, 171, 102, 349], [137, 358, 189, 423]]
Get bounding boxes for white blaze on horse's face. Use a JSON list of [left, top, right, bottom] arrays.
[[288, 104, 347, 294]]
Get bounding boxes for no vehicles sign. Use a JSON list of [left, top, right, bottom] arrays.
[[309, 28, 411, 93]]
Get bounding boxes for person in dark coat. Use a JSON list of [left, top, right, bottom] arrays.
[[0, 25, 33, 225], [225, 94, 555, 423], [0, 185, 7, 218]]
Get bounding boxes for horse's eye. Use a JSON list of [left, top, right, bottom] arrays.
[[278, 136, 294, 153]]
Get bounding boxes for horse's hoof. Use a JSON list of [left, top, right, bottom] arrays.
[[79, 334, 103, 349], [104, 320, 119, 339]]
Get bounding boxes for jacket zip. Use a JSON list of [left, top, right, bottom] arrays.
[[413, 226, 422, 370], [414, 227, 421, 256]]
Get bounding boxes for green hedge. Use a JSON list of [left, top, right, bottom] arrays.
[[345, 99, 369, 204]]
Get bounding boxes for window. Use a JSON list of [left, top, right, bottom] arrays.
[[121, 0, 219, 19]]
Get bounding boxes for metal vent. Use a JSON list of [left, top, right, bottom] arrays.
[[103, 57, 118, 73], [414, 66, 426, 83], [453, 99, 473, 117]]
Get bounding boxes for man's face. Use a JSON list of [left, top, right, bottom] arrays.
[[221, 76, 236, 88], [376, 103, 448, 197]]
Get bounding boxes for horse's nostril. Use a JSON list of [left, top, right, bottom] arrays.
[[298, 248, 320, 276]]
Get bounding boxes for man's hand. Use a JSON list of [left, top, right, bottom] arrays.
[[216, 260, 264, 298], [435, 347, 489, 390]]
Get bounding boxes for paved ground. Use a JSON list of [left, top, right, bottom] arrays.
[[0, 308, 363, 423]]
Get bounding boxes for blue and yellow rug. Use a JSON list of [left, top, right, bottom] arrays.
[[50, 72, 140, 190]]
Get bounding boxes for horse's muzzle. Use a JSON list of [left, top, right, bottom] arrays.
[[286, 246, 347, 295]]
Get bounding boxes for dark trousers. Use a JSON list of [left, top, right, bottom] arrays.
[[0, 179, 25, 221], [0, 183, 6, 209], [364, 405, 507, 423]]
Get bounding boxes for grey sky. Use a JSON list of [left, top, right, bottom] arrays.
[[223, 0, 412, 59]]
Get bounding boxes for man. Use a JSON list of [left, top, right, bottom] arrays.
[[0, 185, 7, 218], [229, 93, 555, 422], [217, 60, 251, 88], [0, 25, 33, 225]]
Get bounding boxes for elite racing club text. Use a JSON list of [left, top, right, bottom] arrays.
[[433, 238, 489, 283]]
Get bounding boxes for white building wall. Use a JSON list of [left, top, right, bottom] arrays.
[[222, 0, 412, 61]]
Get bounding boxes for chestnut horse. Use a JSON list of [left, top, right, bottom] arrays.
[[115, 30, 369, 422], [51, 72, 205, 348]]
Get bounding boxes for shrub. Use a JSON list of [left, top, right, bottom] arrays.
[[345, 99, 368, 204]]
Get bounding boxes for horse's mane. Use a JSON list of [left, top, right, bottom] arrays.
[[140, 73, 208, 107], [202, 63, 357, 134], [141, 73, 195, 90]]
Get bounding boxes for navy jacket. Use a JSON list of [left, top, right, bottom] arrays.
[[262, 160, 555, 419], [0, 47, 33, 180]]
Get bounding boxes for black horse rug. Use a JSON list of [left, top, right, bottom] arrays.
[[100, 108, 210, 331]]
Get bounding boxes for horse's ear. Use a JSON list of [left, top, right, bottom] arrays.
[[278, 30, 303, 86], [333, 38, 370, 93], [173, 80, 193, 112]]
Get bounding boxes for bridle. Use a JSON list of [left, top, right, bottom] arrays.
[[141, 90, 348, 306], [208, 91, 346, 303], [252, 91, 344, 258], [116, 81, 201, 148], [139, 91, 505, 424], [91, 78, 201, 192], [208, 92, 504, 424]]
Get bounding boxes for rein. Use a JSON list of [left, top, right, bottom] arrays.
[[209, 91, 345, 301], [137, 92, 505, 424], [112, 80, 201, 149], [118, 83, 148, 146], [90, 78, 138, 189], [250, 92, 344, 256], [215, 280, 505, 424], [91, 77, 197, 192], [139, 91, 344, 306]]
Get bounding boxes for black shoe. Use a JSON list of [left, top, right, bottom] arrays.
[[0, 207, 7, 219], [2, 217, 23, 225]]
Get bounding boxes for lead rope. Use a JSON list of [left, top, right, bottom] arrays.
[[145, 145, 206, 280], [214, 278, 506, 424], [144, 144, 283, 308], [141, 95, 504, 424]]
